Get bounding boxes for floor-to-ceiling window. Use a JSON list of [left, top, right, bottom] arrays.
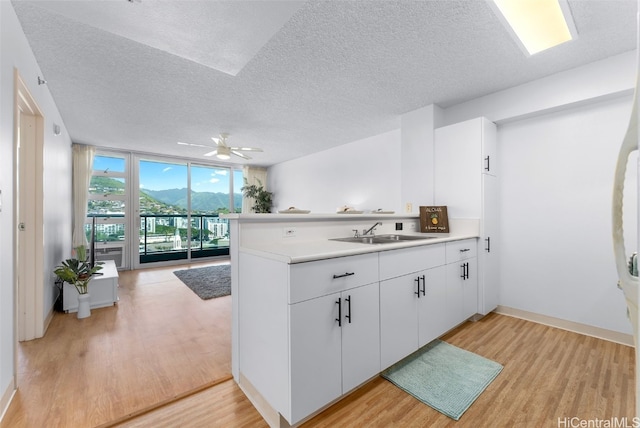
[[89, 150, 242, 269], [87, 152, 129, 269]]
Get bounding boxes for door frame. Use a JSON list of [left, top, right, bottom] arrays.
[[13, 68, 45, 345]]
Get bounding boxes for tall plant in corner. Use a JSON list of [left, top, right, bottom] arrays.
[[241, 178, 274, 213], [54, 245, 102, 295]]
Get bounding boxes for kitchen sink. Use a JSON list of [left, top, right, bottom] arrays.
[[330, 234, 436, 244], [375, 234, 435, 241]]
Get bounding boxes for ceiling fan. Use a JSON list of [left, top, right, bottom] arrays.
[[178, 133, 263, 160]]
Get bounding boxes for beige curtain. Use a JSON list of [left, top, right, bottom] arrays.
[[242, 166, 268, 213], [72, 144, 96, 248]]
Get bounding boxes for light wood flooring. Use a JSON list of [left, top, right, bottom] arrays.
[[118, 312, 635, 428], [1, 261, 635, 427], [0, 259, 232, 428]]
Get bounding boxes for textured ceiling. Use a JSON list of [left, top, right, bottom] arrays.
[[11, 0, 638, 167]]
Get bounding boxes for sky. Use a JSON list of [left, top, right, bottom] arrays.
[[94, 155, 243, 193]]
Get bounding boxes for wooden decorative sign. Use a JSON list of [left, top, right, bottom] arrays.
[[420, 206, 449, 233]]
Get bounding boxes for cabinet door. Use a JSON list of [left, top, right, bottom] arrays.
[[462, 258, 478, 320], [481, 117, 498, 177], [446, 258, 478, 328], [434, 119, 482, 218], [445, 261, 465, 328], [290, 293, 342, 423], [380, 275, 419, 369], [341, 283, 380, 393], [480, 174, 499, 314], [418, 265, 447, 347]]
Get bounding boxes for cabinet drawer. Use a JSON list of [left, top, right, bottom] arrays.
[[289, 253, 379, 304], [445, 239, 477, 263], [379, 244, 445, 281]]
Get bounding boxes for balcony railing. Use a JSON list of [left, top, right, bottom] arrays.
[[139, 214, 230, 263], [86, 213, 230, 265]]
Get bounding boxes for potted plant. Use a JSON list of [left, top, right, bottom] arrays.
[[241, 179, 274, 213], [54, 245, 102, 318]]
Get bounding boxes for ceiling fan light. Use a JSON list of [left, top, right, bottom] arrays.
[[216, 146, 231, 160]]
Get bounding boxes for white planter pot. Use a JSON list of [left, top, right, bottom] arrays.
[[77, 293, 91, 319]]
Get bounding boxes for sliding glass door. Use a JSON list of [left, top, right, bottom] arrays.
[[137, 159, 189, 264], [134, 156, 240, 266]]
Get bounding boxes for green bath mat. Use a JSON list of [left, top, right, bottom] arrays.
[[381, 340, 503, 420]]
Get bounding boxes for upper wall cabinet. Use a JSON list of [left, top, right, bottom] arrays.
[[434, 117, 497, 218]]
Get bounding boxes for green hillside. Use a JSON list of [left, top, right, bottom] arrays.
[[89, 176, 241, 214]]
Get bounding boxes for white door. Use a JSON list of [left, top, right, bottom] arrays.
[[341, 283, 380, 393], [15, 72, 45, 341]]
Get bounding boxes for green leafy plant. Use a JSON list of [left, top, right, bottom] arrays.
[[241, 179, 273, 213], [53, 245, 103, 295]]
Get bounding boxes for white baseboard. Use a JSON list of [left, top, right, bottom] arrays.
[[495, 305, 634, 347], [43, 305, 55, 336], [0, 376, 16, 423]]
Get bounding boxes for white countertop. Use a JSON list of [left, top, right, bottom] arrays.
[[223, 213, 420, 222], [239, 233, 479, 264]]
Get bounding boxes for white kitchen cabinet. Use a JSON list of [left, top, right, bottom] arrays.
[[238, 237, 484, 426], [446, 257, 478, 326], [418, 265, 448, 347], [289, 292, 342, 422], [445, 239, 478, 327], [340, 282, 381, 393], [379, 244, 447, 369], [239, 251, 380, 426], [290, 281, 380, 423], [480, 173, 499, 314], [380, 272, 419, 368], [380, 266, 447, 369], [435, 117, 499, 316]]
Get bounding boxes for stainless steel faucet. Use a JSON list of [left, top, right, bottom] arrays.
[[362, 222, 382, 236]]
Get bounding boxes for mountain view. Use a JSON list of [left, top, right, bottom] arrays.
[[89, 176, 242, 214], [142, 188, 242, 214]]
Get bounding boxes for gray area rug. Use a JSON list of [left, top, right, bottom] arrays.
[[173, 264, 231, 300], [382, 339, 503, 420]]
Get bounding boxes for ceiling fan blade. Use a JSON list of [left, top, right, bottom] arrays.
[[203, 150, 218, 157], [232, 150, 251, 160], [230, 146, 263, 152], [178, 142, 210, 148]]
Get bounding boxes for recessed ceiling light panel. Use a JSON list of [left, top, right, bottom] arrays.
[[489, 0, 577, 56]]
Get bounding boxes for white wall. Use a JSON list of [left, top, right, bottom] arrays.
[[268, 129, 401, 213], [400, 104, 443, 213], [499, 96, 634, 334], [0, 2, 72, 414]]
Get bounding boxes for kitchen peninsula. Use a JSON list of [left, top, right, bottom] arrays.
[[224, 213, 494, 427]]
